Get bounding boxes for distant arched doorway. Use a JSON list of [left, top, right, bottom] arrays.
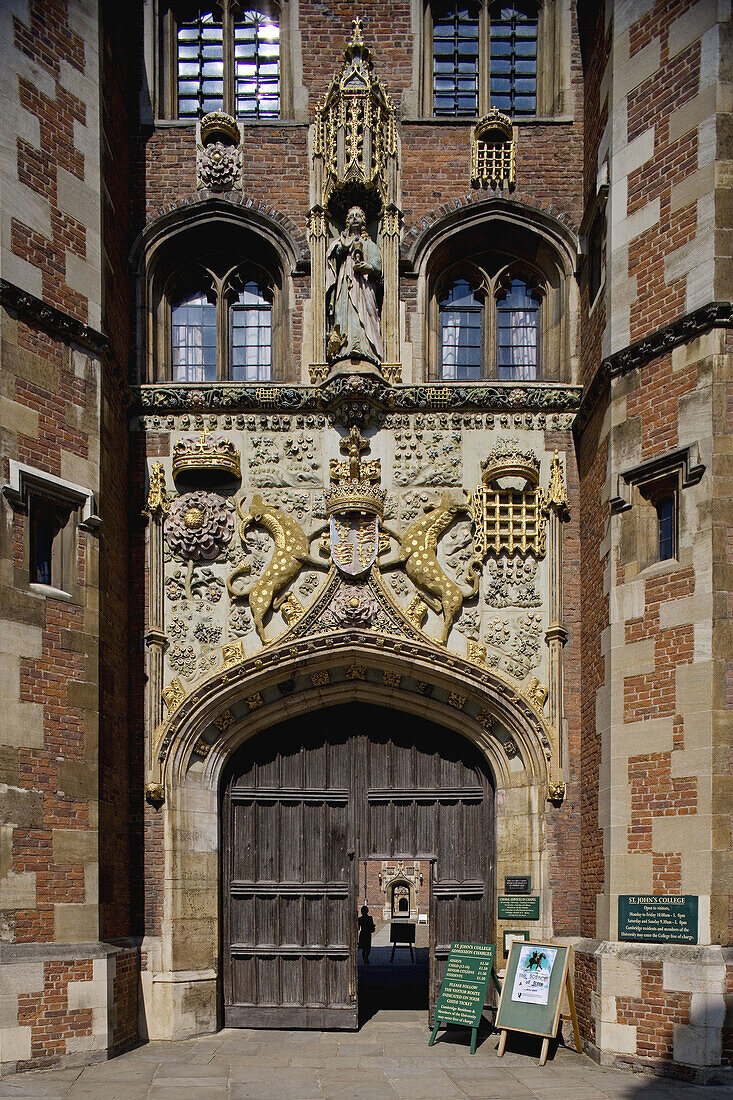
[[221, 702, 495, 1029], [392, 885, 410, 916]]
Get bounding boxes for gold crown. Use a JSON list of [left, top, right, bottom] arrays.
[[481, 440, 540, 486], [474, 109, 513, 143], [200, 111, 240, 146], [172, 430, 241, 484], [324, 480, 387, 518]]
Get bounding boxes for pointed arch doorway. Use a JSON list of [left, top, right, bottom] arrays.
[[221, 702, 495, 1028]]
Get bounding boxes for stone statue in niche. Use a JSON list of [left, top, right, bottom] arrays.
[[326, 206, 383, 366]]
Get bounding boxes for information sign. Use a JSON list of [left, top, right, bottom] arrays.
[[495, 940, 581, 1066], [498, 895, 540, 920], [504, 875, 531, 895], [618, 895, 698, 944], [428, 942, 498, 1055]]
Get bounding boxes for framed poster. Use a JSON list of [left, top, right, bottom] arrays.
[[494, 940, 580, 1065]]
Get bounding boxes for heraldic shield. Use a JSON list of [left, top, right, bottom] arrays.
[[330, 513, 379, 577]]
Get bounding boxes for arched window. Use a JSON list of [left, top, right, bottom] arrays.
[[439, 278, 484, 380], [496, 277, 540, 380], [230, 280, 273, 382], [164, 2, 281, 120], [431, 260, 547, 382], [171, 288, 217, 382], [160, 262, 275, 382]]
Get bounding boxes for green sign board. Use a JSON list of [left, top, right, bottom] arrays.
[[618, 895, 698, 944], [498, 895, 540, 920], [429, 942, 497, 1055]]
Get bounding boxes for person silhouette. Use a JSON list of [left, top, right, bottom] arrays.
[[358, 904, 375, 965]]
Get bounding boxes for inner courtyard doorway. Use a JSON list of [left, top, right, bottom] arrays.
[[221, 703, 495, 1029]]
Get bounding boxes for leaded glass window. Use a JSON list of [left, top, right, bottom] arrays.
[[439, 279, 483, 380], [234, 10, 280, 119], [174, 4, 280, 120], [177, 10, 224, 118], [490, 3, 538, 116], [171, 291, 217, 382], [432, 3, 481, 117], [230, 281, 272, 381], [496, 278, 539, 380]]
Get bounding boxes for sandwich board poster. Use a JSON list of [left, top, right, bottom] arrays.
[[495, 940, 581, 1066], [511, 944, 557, 1004]]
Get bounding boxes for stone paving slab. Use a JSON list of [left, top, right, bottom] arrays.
[[0, 1010, 730, 1098]]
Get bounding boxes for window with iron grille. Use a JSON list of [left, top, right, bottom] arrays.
[[432, 3, 481, 117], [174, 4, 280, 120], [489, 3, 538, 117]]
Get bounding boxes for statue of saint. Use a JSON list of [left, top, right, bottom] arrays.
[[325, 206, 383, 365]]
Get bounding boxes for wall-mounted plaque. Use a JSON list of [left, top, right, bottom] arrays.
[[504, 875, 531, 895], [618, 895, 698, 944], [498, 895, 540, 920]]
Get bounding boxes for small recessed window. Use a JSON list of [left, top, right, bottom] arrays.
[[656, 496, 675, 561], [29, 496, 75, 591], [588, 209, 606, 305]]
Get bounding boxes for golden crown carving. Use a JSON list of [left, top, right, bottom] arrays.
[[480, 439, 540, 486], [172, 429, 241, 484], [200, 110, 240, 146], [324, 426, 386, 518]]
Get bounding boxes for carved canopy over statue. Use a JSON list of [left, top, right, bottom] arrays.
[[326, 206, 383, 366]]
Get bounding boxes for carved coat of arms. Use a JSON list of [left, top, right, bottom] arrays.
[[324, 427, 386, 577], [330, 513, 379, 576]]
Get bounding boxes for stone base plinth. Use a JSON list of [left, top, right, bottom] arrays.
[[0, 940, 140, 1077], [574, 939, 733, 1085]]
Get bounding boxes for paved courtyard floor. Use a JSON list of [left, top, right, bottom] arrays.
[[0, 1010, 730, 1100]]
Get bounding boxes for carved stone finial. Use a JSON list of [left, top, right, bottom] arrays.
[[341, 426, 370, 478], [350, 16, 364, 46], [143, 462, 169, 518], [543, 450, 570, 516]]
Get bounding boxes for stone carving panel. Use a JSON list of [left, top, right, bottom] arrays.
[[248, 434, 321, 486], [484, 556, 542, 607], [392, 430, 461, 486], [483, 612, 543, 680]]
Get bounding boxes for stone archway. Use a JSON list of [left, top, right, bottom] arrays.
[[142, 633, 556, 1040]]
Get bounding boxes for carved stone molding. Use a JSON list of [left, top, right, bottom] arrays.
[[0, 278, 108, 354], [575, 300, 733, 436], [134, 381, 582, 418]]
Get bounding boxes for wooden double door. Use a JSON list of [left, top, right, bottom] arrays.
[[222, 703, 494, 1028]]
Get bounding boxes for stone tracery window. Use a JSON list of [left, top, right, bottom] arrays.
[[437, 266, 542, 381], [163, 262, 275, 382]]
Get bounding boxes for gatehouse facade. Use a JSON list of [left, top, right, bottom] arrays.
[[0, 0, 731, 1083]]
